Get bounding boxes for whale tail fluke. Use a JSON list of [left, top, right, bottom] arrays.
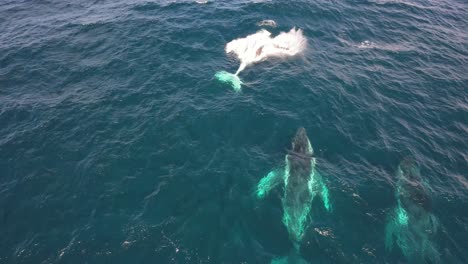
[[271, 248, 309, 264]]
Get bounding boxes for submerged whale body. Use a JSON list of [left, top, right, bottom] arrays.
[[256, 128, 331, 263], [214, 71, 242, 92], [398, 158, 432, 213], [385, 157, 440, 263]]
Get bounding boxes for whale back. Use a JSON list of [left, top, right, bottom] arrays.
[[397, 157, 432, 214], [282, 128, 315, 242]]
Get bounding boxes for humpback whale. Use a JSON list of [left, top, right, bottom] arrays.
[[256, 127, 331, 263], [385, 157, 440, 263], [215, 28, 306, 91]]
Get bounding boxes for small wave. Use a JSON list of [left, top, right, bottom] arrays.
[[356, 40, 411, 52], [225, 27, 307, 74], [257, 19, 277, 27]]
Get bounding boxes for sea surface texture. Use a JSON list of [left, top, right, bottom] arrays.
[[1, 0, 467, 263]]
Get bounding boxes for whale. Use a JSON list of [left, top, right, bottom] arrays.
[[256, 127, 331, 263], [215, 28, 306, 91], [385, 157, 440, 263]]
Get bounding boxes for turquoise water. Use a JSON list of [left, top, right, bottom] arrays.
[[1, 0, 467, 263]]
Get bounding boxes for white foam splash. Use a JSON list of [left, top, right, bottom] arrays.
[[358, 40, 375, 49], [257, 19, 277, 27], [225, 27, 307, 74]]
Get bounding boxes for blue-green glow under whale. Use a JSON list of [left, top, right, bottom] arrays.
[[256, 127, 331, 263], [214, 71, 242, 92], [385, 157, 440, 263]]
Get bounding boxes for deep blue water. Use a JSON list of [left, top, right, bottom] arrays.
[[1, 0, 467, 263]]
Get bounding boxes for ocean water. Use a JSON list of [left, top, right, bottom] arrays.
[[0, 0, 467, 263]]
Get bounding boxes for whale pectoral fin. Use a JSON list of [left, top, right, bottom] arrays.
[[319, 179, 332, 212], [256, 169, 283, 199], [313, 172, 331, 212]]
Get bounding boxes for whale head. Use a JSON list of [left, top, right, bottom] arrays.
[[287, 127, 314, 175], [397, 157, 432, 213], [399, 157, 421, 182], [291, 127, 312, 156]]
